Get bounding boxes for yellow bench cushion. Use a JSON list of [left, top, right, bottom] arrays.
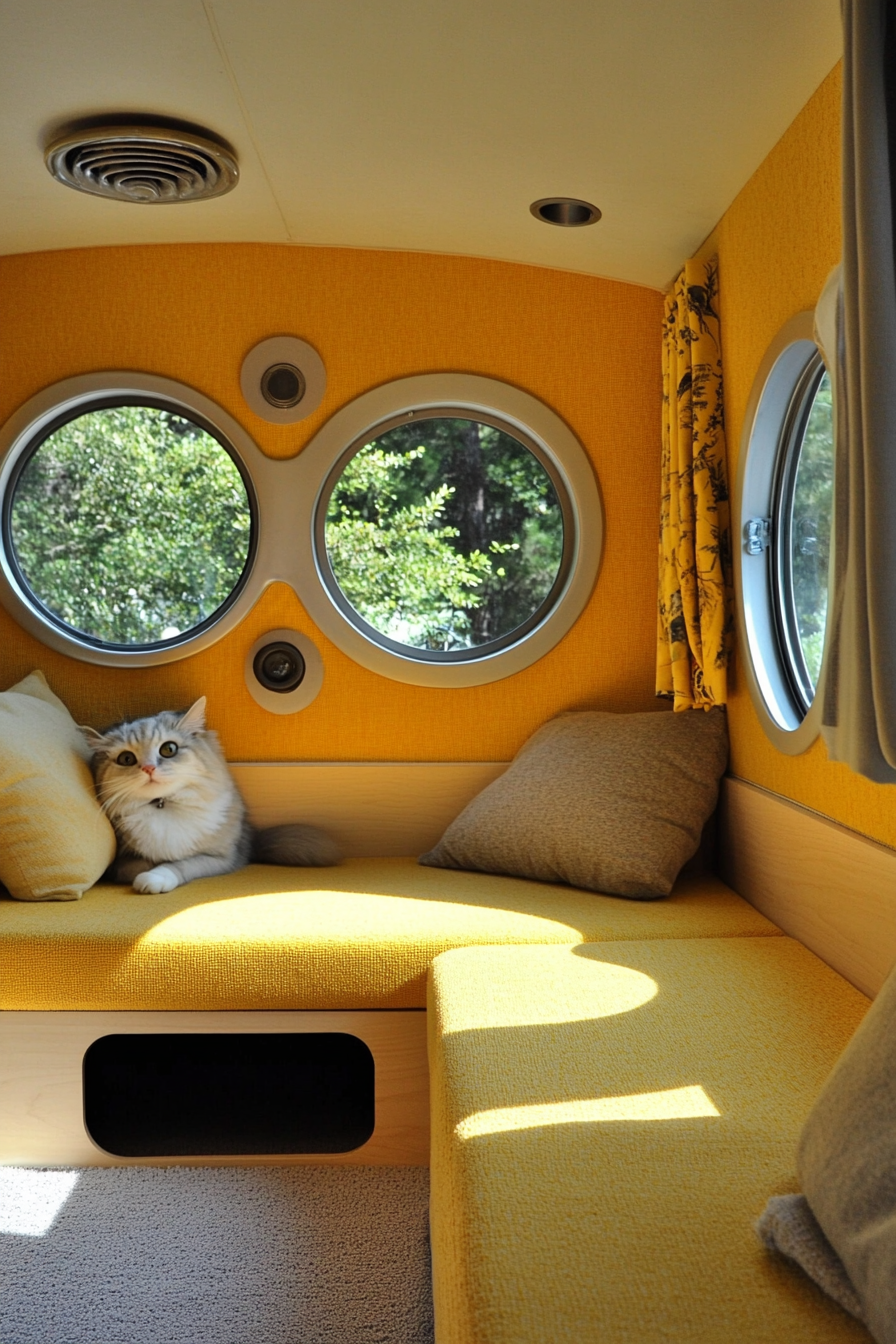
[[428, 938, 871, 1344], [0, 858, 779, 1011]]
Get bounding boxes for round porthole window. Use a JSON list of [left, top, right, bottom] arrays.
[[289, 373, 602, 687], [3, 400, 255, 650], [736, 311, 835, 752], [771, 355, 833, 710], [0, 373, 267, 665], [316, 410, 571, 662], [0, 370, 602, 685]]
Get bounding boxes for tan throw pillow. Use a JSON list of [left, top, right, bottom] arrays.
[[420, 708, 728, 898], [0, 670, 116, 901], [796, 961, 896, 1342]]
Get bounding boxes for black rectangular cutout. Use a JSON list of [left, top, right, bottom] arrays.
[[83, 1033, 375, 1157]]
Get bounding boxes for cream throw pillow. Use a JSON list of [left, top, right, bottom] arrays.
[[795, 961, 896, 1342], [0, 671, 116, 901], [420, 708, 728, 898]]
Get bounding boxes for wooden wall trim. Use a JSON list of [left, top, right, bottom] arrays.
[[0, 1009, 429, 1168], [230, 761, 508, 857], [718, 776, 896, 998]]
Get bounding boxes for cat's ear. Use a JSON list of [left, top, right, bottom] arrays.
[[80, 725, 108, 755], [177, 697, 207, 736]]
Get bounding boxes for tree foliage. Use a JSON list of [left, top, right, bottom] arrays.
[[790, 372, 833, 687], [10, 407, 564, 655], [324, 417, 564, 650], [10, 405, 251, 645]]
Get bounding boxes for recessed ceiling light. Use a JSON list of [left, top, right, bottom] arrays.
[[530, 197, 601, 227], [44, 123, 238, 204]]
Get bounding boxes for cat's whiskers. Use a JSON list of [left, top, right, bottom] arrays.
[[96, 780, 143, 815]]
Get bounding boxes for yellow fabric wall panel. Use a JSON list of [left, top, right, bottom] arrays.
[[0, 245, 662, 761], [700, 64, 896, 848]]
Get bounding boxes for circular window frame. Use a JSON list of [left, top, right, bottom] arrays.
[[770, 351, 829, 716], [735, 311, 834, 753], [0, 372, 268, 667], [0, 371, 603, 685], [314, 405, 576, 665], [293, 373, 603, 688]]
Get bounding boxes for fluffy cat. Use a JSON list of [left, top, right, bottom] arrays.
[[83, 697, 341, 893]]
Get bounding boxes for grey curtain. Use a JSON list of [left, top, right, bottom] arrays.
[[820, 0, 896, 783]]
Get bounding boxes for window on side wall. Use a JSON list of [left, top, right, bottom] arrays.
[[736, 311, 835, 753]]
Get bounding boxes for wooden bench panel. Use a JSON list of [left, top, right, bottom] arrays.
[[0, 1009, 429, 1167], [231, 761, 509, 857], [719, 776, 896, 998]]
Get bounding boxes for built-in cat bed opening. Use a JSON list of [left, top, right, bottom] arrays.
[[83, 1033, 375, 1157]]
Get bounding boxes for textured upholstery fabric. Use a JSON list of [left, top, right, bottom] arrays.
[[428, 938, 871, 1344], [0, 858, 778, 1011], [0, 671, 116, 902], [421, 709, 728, 897], [799, 959, 896, 1342]]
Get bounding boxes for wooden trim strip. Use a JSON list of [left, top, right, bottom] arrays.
[[718, 776, 896, 998], [230, 761, 509, 857]]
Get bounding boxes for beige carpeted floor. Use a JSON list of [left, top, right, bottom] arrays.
[[0, 1165, 433, 1344]]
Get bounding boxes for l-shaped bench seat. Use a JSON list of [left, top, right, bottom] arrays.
[[428, 937, 872, 1343], [0, 858, 779, 1010], [0, 855, 874, 1339]]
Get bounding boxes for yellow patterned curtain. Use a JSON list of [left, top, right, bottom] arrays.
[[656, 258, 734, 711]]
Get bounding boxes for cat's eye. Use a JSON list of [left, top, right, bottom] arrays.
[[116, 751, 137, 767], [159, 741, 179, 758]]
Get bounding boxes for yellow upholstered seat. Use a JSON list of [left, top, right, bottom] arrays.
[[428, 938, 871, 1344], [0, 858, 779, 1011]]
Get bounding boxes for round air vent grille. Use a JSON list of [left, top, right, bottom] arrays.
[[44, 125, 238, 204]]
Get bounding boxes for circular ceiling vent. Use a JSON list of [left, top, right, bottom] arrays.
[[44, 124, 239, 204]]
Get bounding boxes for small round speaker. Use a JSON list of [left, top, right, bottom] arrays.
[[240, 336, 326, 424], [261, 363, 306, 409], [244, 629, 324, 714], [253, 640, 306, 693]]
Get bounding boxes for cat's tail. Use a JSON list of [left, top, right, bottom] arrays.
[[252, 823, 342, 867]]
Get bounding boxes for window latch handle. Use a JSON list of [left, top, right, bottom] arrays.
[[744, 517, 771, 555]]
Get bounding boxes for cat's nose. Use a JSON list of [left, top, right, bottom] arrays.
[[141, 765, 155, 777]]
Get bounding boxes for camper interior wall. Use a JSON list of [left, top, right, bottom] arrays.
[[0, 247, 661, 762], [699, 61, 895, 848], [1, 58, 893, 854]]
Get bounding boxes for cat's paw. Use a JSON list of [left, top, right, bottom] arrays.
[[133, 865, 179, 894]]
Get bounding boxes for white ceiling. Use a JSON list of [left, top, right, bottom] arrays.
[[0, 0, 841, 289]]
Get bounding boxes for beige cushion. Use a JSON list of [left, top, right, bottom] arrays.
[[0, 671, 116, 901], [798, 959, 896, 1342], [420, 708, 728, 898]]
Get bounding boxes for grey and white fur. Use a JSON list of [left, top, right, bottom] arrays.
[[83, 697, 341, 893]]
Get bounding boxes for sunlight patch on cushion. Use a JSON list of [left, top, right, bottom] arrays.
[[0, 859, 781, 1011], [456, 1085, 721, 1138]]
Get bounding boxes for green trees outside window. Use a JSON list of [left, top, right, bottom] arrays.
[[324, 417, 565, 652], [9, 405, 252, 646], [788, 371, 834, 690], [8, 405, 566, 657]]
